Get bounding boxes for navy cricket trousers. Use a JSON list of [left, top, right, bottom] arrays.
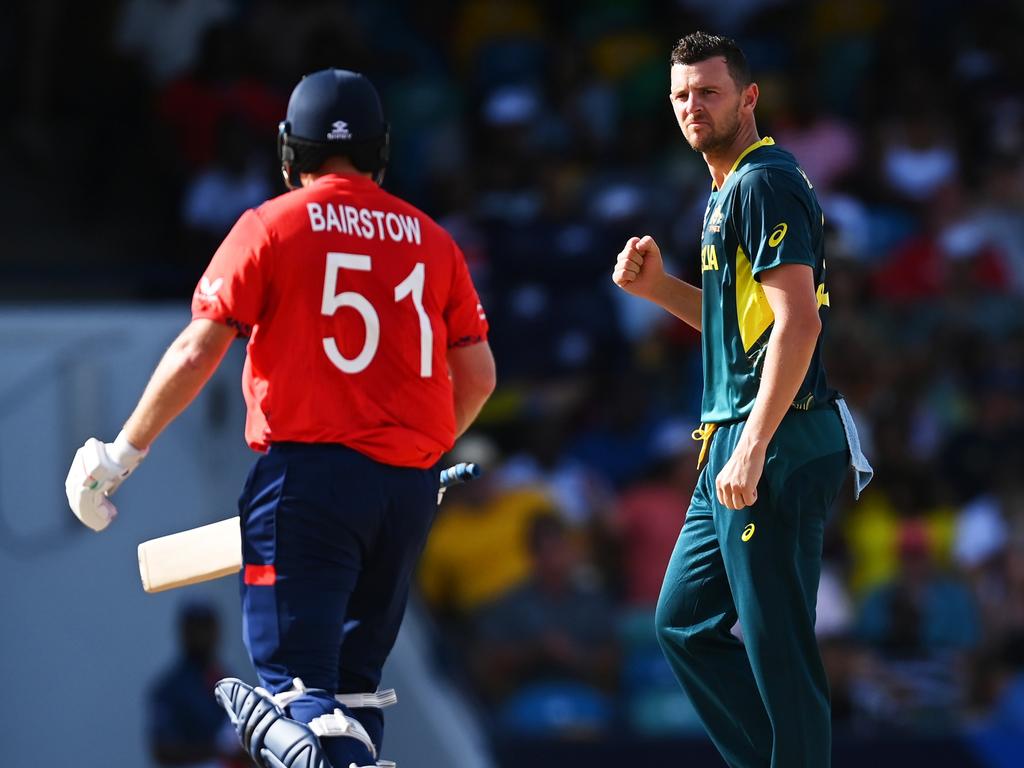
[[238, 442, 438, 754]]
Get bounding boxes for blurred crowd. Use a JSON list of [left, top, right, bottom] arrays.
[[5, 0, 1024, 753]]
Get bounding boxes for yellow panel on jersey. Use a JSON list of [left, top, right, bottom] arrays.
[[734, 245, 775, 353]]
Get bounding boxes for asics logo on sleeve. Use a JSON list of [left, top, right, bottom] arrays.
[[768, 223, 788, 247], [742, 523, 756, 541]]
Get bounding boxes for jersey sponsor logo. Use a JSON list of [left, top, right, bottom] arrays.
[[768, 222, 788, 248], [742, 523, 755, 541], [701, 243, 719, 272], [199, 276, 223, 298], [327, 120, 352, 140], [307, 203, 423, 245]]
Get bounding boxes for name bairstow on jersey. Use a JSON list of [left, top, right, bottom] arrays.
[[306, 202, 422, 245]]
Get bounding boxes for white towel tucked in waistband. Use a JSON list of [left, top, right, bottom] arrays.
[[835, 398, 874, 500]]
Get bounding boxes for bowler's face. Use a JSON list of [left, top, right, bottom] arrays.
[[670, 57, 745, 154]]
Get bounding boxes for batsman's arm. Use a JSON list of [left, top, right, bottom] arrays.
[[447, 341, 496, 438], [612, 235, 702, 331], [122, 319, 237, 449]]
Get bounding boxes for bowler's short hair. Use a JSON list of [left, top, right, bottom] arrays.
[[671, 32, 752, 86]]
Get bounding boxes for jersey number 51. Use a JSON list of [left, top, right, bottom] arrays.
[[321, 252, 433, 377]]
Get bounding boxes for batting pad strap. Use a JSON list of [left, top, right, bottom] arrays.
[[335, 689, 398, 709], [270, 678, 310, 710], [269, 679, 396, 711], [307, 710, 377, 757]]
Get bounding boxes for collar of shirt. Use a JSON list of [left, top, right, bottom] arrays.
[[311, 172, 378, 190], [711, 135, 776, 191]]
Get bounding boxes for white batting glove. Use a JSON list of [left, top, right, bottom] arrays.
[[65, 432, 148, 532]]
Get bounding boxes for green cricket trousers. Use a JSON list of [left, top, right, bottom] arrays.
[[655, 406, 849, 768]]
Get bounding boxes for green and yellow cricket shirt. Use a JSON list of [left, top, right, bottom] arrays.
[[698, 136, 832, 425]]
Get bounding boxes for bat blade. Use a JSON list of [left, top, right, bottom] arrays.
[[137, 463, 484, 593], [137, 516, 242, 593]]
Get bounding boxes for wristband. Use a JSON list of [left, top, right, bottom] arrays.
[[109, 430, 148, 467]]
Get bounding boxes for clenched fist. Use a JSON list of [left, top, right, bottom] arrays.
[[612, 235, 665, 300], [65, 433, 147, 531]]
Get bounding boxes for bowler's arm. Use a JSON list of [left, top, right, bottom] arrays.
[[448, 341, 496, 438], [736, 263, 821, 450], [612, 235, 702, 332], [714, 263, 820, 509], [646, 274, 703, 332], [122, 319, 237, 449]]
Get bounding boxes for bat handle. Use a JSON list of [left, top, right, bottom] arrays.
[[439, 462, 482, 488]]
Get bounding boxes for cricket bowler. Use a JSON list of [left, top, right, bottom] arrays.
[[66, 69, 496, 768], [612, 32, 872, 767]]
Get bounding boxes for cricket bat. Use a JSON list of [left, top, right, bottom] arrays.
[[138, 517, 242, 593], [137, 462, 480, 593]]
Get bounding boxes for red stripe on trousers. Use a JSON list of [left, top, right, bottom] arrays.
[[244, 564, 277, 586]]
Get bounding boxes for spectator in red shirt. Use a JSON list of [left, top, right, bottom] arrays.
[[611, 420, 699, 606]]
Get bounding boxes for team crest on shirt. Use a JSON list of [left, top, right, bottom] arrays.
[[709, 207, 724, 234], [702, 204, 724, 235], [200, 276, 222, 296]]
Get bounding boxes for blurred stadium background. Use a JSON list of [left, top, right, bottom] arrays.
[[1, 0, 1023, 766]]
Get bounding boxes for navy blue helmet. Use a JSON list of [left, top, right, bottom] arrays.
[[277, 68, 390, 189]]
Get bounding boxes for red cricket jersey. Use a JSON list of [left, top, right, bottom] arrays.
[[191, 173, 489, 468]]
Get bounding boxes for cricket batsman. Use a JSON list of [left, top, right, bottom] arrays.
[[612, 33, 872, 767], [65, 69, 496, 768]]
